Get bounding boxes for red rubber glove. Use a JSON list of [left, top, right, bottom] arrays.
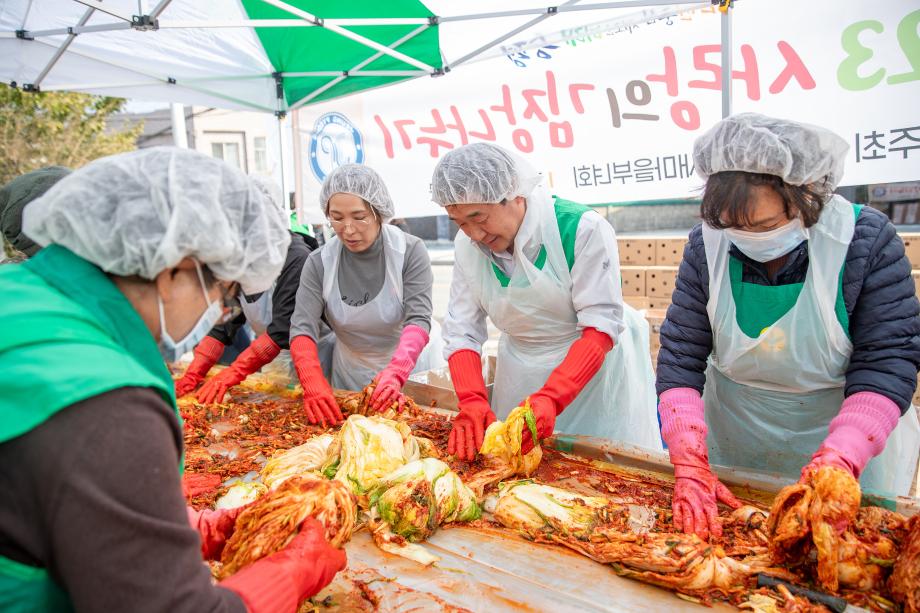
[[220, 518, 347, 613], [174, 336, 225, 398], [801, 391, 901, 482], [520, 328, 614, 454], [196, 334, 281, 404], [659, 387, 741, 540], [370, 325, 429, 412], [186, 505, 247, 560], [291, 335, 343, 427], [447, 349, 496, 461]]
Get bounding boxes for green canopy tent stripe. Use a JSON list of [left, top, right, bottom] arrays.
[[239, 0, 442, 109]]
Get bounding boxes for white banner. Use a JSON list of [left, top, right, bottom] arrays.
[[297, 0, 920, 218]]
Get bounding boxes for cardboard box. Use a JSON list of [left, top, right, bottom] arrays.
[[648, 297, 672, 310], [618, 238, 656, 266], [655, 238, 686, 266], [646, 309, 667, 353], [624, 295, 651, 310], [902, 233, 920, 269], [913, 270, 920, 297], [645, 266, 679, 300], [620, 266, 646, 296]]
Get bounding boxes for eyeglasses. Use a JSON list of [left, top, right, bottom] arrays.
[[327, 217, 373, 231]]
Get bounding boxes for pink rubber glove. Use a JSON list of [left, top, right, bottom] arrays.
[[370, 324, 429, 412], [220, 518, 347, 613], [291, 335, 343, 427], [447, 349, 496, 461], [174, 336, 225, 397], [521, 327, 614, 454], [801, 391, 901, 482], [186, 505, 247, 560], [196, 334, 281, 404], [659, 387, 741, 540]]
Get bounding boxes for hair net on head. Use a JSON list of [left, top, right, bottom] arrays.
[[693, 112, 849, 190], [431, 142, 541, 206], [249, 174, 285, 212], [320, 164, 394, 220], [23, 147, 290, 294]]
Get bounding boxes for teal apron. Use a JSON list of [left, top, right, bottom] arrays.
[[0, 245, 178, 612]]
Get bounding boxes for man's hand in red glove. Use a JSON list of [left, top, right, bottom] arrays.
[[520, 396, 555, 454], [220, 518, 347, 613], [291, 335, 343, 427], [186, 505, 247, 560], [658, 388, 741, 540], [519, 327, 614, 453], [196, 334, 281, 404], [174, 336, 225, 398], [446, 350, 496, 461]]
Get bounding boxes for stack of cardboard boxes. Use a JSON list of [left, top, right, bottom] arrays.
[[617, 236, 686, 371], [621, 233, 920, 397]]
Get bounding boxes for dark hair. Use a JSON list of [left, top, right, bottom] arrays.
[[700, 171, 831, 229]]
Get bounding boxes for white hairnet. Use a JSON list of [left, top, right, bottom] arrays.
[[320, 164, 394, 220], [23, 147, 290, 294], [249, 174, 285, 212], [430, 142, 541, 206], [693, 112, 849, 190]]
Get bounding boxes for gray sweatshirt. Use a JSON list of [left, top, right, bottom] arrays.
[[290, 231, 433, 342]]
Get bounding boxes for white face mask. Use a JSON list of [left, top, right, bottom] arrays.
[[723, 217, 809, 263], [157, 261, 223, 363]]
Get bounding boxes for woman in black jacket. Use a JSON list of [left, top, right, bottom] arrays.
[[656, 113, 920, 540]]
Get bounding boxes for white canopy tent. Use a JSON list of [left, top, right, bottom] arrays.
[[0, 0, 732, 212]]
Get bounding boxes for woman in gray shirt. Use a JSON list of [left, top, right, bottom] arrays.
[[289, 164, 441, 426]]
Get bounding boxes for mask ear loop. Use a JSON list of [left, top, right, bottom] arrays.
[[157, 291, 170, 343], [192, 260, 215, 308]]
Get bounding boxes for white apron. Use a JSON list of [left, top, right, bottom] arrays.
[[454, 188, 661, 451], [702, 196, 920, 496], [322, 224, 442, 391], [238, 285, 295, 380]]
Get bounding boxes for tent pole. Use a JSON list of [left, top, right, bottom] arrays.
[[720, 4, 732, 118], [30, 7, 95, 89], [446, 0, 580, 70], [439, 0, 706, 23], [292, 109, 304, 224], [149, 0, 174, 20], [170, 103, 188, 148], [277, 115, 288, 205]]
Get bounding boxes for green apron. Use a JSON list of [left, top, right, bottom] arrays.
[[0, 245, 178, 612]]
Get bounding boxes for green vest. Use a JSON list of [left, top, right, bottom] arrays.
[[730, 204, 863, 339], [0, 245, 178, 612], [490, 197, 589, 286], [290, 211, 314, 237]]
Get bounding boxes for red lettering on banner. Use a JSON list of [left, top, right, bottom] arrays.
[[417, 107, 469, 156], [769, 41, 816, 93]]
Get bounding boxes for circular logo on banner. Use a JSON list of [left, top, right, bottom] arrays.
[[309, 112, 364, 181]]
